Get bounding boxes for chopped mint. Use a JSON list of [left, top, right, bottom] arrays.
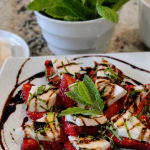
[[53, 59, 58, 64], [61, 61, 69, 73], [123, 119, 132, 140]]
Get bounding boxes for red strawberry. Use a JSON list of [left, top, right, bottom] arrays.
[[21, 138, 41, 150], [108, 132, 150, 150], [60, 126, 68, 143], [89, 70, 97, 83], [64, 139, 112, 150], [21, 138, 63, 150], [22, 83, 34, 103], [64, 122, 99, 136], [59, 74, 76, 109], [26, 111, 47, 121], [45, 60, 60, 86], [64, 140, 76, 150], [104, 95, 127, 119]]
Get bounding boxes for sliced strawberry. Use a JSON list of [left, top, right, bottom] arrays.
[[26, 111, 47, 121], [104, 95, 127, 119], [45, 60, 60, 86], [22, 83, 34, 103], [21, 138, 41, 150], [59, 74, 76, 109], [108, 132, 150, 150], [64, 122, 99, 136], [64, 140, 76, 150], [21, 138, 63, 150], [89, 70, 97, 83]]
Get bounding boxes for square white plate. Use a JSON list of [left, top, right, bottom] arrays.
[[0, 52, 150, 150]]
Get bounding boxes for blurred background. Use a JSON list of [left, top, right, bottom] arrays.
[[0, 0, 149, 57]]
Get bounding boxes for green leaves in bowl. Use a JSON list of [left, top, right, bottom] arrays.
[[28, 0, 129, 23]]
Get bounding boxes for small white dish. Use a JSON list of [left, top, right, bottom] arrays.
[[0, 30, 30, 57], [35, 11, 116, 55], [139, 0, 150, 49]]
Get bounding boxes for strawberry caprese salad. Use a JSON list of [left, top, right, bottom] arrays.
[[14, 57, 150, 150]]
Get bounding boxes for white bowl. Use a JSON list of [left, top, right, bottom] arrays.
[[35, 12, 116, 55]]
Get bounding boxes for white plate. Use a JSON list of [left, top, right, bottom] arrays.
[[0, 30, 30, 57], [0, 52, 150, 150]]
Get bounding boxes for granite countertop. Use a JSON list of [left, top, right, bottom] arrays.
[[0, 0, 149, 56]]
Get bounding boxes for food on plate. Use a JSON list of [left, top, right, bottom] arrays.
[[15, 57, 150, 150]]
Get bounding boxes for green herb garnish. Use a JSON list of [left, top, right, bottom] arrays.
[[58, 107, 102, 118], [53, 59, 57, 64], [123, 119, 132, 140], [24, 92, 36, 109], [61, 61, 69, 73]]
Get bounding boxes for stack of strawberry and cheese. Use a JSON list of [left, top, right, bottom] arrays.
[[15, 57, 150, 150]]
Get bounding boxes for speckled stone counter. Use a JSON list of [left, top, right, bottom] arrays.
[[0, 0, 149, 56]]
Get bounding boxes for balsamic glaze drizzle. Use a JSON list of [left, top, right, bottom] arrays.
[[0, 55, 150, 149], [0, 58, 45, 150]]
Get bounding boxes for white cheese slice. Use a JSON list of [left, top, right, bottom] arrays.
[[124, 85, 150, 113], [111, 110, 150, 143], [65, 115, 107, 126], [27, 85, 59, 112], [15, 114, 60, 142], [51, 58, 81, 77], [68, 136, 111, 150], [102, 84, 127, 107], [95, 58, 118, 91]]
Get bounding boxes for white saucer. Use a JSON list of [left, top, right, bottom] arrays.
[[0, 30, 30, 57]]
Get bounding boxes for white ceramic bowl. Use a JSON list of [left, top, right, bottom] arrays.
[[139, 0, 150, 49], [35, 11, 116, 55]]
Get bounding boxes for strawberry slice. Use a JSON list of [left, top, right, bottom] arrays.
[[64, 122, 100, 136], [45, 60, 60, 86], [89, 70, 97, 83], [104, 95, 127, 119], [22, 83, 34, 104], [59, 74, 76, 109], [108, 132, 150, 150], [21, 138, 63, 150], [22, 83, 47, 120], [26, 111, 47, 121]]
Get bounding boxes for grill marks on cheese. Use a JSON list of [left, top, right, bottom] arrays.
[[65, 115, 107, 126], [15, 114, 61, 142], [27, 86, 59, 112], [111, 110, 150, 143], [96, 58, 118, 91], [51, 58, 81, 77], [68, 136, 111, 150], [124, 85, 150, 113]]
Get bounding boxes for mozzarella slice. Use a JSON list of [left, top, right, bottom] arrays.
[[65, 115, 107, 126], [27, 85, 59, 112], [111, 110, 150, 143], [124, 85, 150, 113], [15, 113, 60, 142], [102, 84, 127, 107], [95, 58, 118, 91], [68, 136, 111, 150], [51, 58, 81, 77]]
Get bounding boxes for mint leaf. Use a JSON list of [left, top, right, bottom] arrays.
[[58, 107, 102, 117], [28, 0, 63, 11], [96, 4, 119, 23], [65, 87, 87, 105], [83, 75, 104, 111], [62, 0, 95, 21], [64, 16, 79, 21], [46, 7, 75, 19], [78, 82, 93, 105], [112, 0, 129, 11]]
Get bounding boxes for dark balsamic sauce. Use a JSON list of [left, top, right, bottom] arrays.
[[9, 132, 17, 144], [0, 58, 45, 150], [21, 117, 28, 130], [72, 55, 150, 74]]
